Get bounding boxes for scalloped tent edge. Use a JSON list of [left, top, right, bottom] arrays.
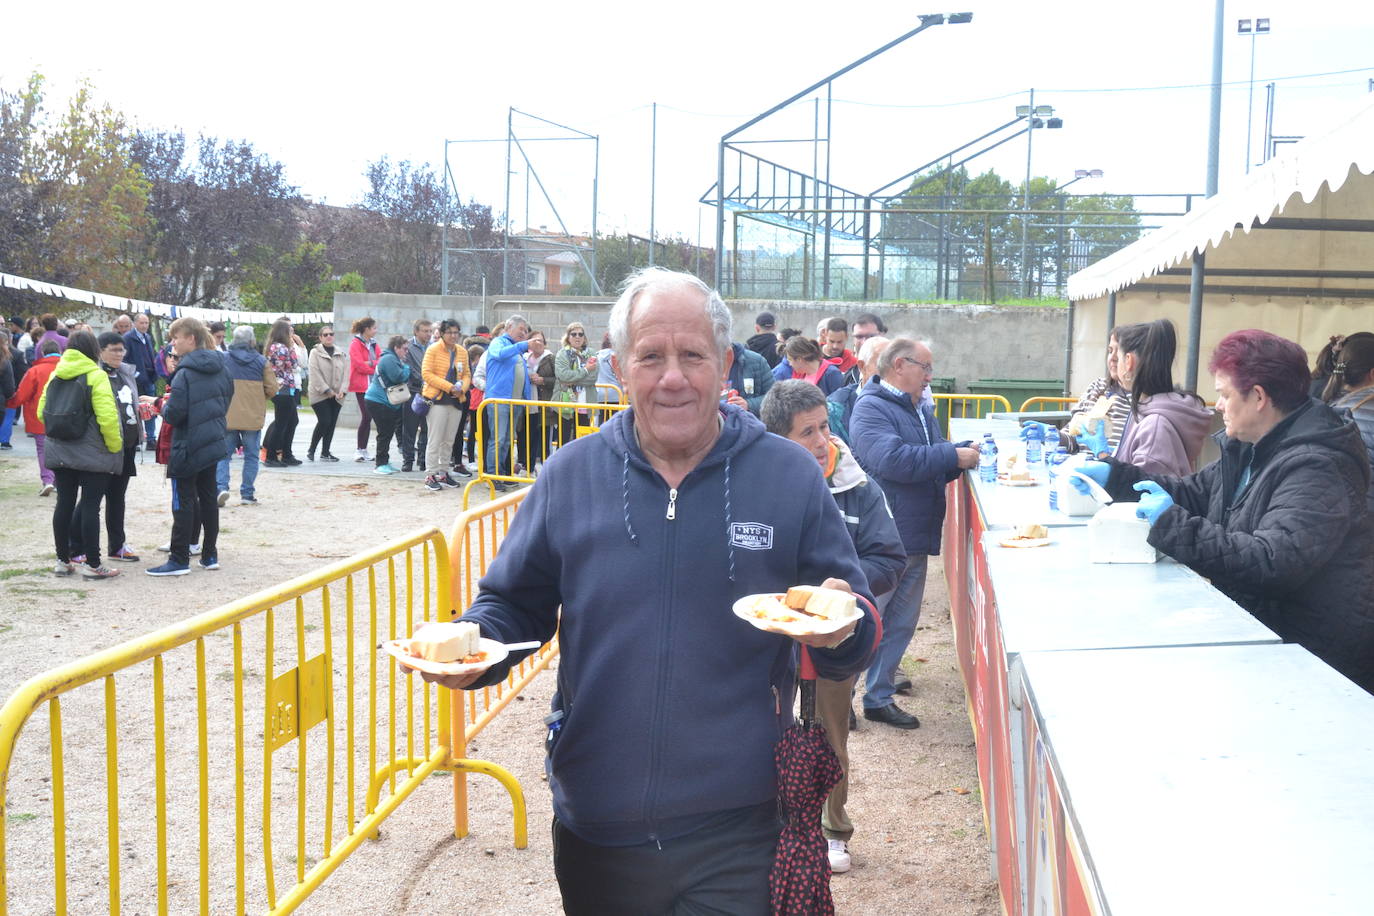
[[1067, 93, 1374, 302], [0, 270, 332, 325]]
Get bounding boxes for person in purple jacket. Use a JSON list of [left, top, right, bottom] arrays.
[[1076, 319, 1212, 477], [410, 267, 878, 914]]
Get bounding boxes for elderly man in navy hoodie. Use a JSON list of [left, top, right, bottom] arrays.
[[416, 267, 878, 914], [850, 337, 979, 729]]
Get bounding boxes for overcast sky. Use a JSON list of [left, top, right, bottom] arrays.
[[7, 0, 1374, 245]]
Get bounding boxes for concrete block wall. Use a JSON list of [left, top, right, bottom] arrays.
[[328, 291, 1069, 428], [730, 300, 1069, 389]]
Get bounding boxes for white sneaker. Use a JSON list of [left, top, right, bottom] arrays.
[[39, 483, 55, 497], [355, 449, 369, 462], [827, 839, 851, 874], [157, 543, 201, 555], [216, 490, 230, 507]]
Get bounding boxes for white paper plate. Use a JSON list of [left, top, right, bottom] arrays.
[[732, 593, 862, 638], [382, 636, 509, 677]]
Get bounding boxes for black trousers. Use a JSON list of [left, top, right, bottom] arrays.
[[53, 467, 109, 567], [171, 466, 218, 564], [105, 449, 137, 554], [309, 397, 341, 456], [400, 400, 427, 467], [552, 802, 779, 916], [372, 404, 400, 468], [265, 393, 299, 459]]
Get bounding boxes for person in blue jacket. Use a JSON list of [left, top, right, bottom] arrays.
[[122, 312, 159, 446], [411, 268, 878, 915], [482, 315, 532, 484], [849, 337, 979, 728], [364, 335, 411, 475]]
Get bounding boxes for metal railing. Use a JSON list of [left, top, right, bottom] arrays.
[[1017, 396, 1076, 412], [463, 396, 630, 507], [0, 528, 527, 916], [932, 393, 1012, 436]]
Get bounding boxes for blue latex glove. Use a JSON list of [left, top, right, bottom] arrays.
[[1132, 481, 1174, 525], [1018, 421, 1055, 442], [1075, 418, 1110, 457], [1067, 460, 1111, 495]]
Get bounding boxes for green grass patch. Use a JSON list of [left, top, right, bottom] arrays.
[[0, 567, 45, 581], [6, 813, 38, 824]]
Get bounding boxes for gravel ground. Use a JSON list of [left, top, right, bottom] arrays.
[[0, 424, 997, 915]]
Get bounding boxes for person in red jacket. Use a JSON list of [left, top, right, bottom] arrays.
[[348, 316, 381, 462], [5, 339, 61, 495]]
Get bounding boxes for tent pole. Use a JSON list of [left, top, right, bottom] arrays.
[[1063, 299, 1076, 397], [1187, 0, 1225, 391]]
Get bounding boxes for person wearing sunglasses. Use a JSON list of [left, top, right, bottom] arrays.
[[848, 338, 978, 729], [551, 322, 599, 451], [307, 325, 349, 461]]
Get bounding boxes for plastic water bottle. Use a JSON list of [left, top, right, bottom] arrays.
[[1043, 427, 1058, 468], [1047, 447, 1065, 511], [979, 435, 997, 483], [1024, 424, 1043, 466]]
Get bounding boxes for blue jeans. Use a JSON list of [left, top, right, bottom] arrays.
[[863, 554, 929, 710], [216, 429, 261, 499], [483, 403, 522, 476], [0, 406, 14, 444]]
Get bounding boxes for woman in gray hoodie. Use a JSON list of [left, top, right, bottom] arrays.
[[1079, 319, 1212, 477]]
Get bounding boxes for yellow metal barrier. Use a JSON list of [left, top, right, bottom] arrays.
[[594, 382, 627, 404], [1018, 396, 1076, 412], [932, 393, 1013, 436], [445, 488, 564, 838], [463, 396, 629, 508], [0, 528, 527, 916]]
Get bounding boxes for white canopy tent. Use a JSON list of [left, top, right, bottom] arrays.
[[0, 270, 332, 325], [1066, 95, 1374, 400]]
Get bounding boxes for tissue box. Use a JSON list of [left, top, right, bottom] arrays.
[[1088, 503, 1159, 564]]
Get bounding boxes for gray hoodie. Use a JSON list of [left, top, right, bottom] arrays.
[[1114, 391, 1213, 477]]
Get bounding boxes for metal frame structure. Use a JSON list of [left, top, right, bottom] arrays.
[[442, 108, 602, 297]]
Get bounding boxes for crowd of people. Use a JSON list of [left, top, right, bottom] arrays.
[[8, 274, 1374, 911]]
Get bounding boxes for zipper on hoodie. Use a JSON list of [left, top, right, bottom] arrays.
[[641, 480, 678, 842]]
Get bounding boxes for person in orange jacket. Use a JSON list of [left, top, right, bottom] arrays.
[[5, 339, 62, 495]]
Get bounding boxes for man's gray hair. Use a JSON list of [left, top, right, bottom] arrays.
[[875, 336, 919, 376], [608, 267, 731, 359], [759, 379, 828, 437], [505, 314, 530, 333], [231, 325, 256, 348], [857, 335, 890, 365]]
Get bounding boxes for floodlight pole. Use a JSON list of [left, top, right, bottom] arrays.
[[649, 102, 657, 267], [714, 13, 968, 292], [1021, 88, 1036, 298]]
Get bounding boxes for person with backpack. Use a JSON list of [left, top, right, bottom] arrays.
[[38, 330, 123, 579], [146, 317, 233, 577]]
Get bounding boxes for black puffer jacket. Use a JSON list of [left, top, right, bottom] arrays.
[[1105, 398, 1374, 693], [162, 348, 232, 477]]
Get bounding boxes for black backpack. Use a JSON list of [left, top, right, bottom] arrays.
[[43, 374, 93, 441]]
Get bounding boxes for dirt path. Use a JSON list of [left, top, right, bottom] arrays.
[[0, 439, 997, 914]]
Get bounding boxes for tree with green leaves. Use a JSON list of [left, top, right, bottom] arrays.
[[1, 73, 155, 299], [239, 237, 364, 313]]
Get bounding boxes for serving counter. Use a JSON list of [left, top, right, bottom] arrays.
[[940, 419, 1284, 916], [1018, 644, 1374, 915]]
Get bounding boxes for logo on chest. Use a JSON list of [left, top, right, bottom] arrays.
[[729, 522, 774, 551]]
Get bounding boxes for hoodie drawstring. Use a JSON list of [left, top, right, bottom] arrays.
[[724, 456, 736, 582], [622, 453, 638, 544]]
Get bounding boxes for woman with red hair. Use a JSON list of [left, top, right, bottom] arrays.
[[1074, 329, 1374, 694]]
